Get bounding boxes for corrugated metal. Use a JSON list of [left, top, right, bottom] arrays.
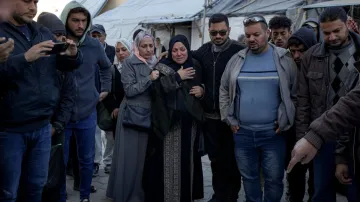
[[204, 0, 304, 17], [303, 0, 360, 9], [230, 0, 304, 16], [140, 18, 194, 25]]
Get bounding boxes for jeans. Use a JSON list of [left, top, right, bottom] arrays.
[[312, 142, 336, 202], [0, 124, 51, 202], [203, 118, 241, 201], [234, 128, 286, 202], [103, 130, 114, 166], [60, 111, 97, 201]]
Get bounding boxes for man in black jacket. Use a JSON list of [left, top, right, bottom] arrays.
[[192, 13, 244, 202], [286, 27, 318, 202], [0, 0, 82, 202], [37, 12, 75, 141]]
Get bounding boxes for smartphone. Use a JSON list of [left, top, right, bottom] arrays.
[[47, 42, 68, 55]]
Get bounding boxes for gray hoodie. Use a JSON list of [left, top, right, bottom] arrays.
[[60, 1, 112, 122]]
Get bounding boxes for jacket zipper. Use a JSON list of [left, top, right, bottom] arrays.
[[213, 61, 216, 110], [353, 128, 356, 175]]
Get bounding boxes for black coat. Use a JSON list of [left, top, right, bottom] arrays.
[[151, 59, 204, 139], [0, 21, 82, 132]]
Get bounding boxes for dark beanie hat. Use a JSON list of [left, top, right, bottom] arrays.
[[289, 27, 317, 50], [37, 12, 66, 35]]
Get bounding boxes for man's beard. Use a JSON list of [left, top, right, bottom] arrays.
[[13, 14, 32, 25], [67, 27, 84, 39]]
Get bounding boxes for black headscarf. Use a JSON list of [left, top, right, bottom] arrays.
[[160, 35, 193, 71]]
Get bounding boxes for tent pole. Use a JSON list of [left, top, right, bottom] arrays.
[[201, 0, 207, 45]]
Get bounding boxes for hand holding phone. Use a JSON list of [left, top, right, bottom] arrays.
[[47, 42, 69, 55]]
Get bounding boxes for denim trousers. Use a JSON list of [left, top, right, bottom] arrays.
[[234, 128, 286, 202], [0, 124, 52, 202], [60, 111, 97, 201]]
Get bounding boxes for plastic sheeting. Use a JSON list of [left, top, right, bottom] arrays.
[[204, 0, 304, 17], [93, 0, 204, 46], [36, 0, 107, 20], [303, 0, 360, 9]]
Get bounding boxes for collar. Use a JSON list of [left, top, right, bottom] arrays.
[[212, 38, 233, 53]]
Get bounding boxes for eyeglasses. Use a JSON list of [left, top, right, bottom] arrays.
[[210, 30, 228, 37], [243, 16, 267, 26]]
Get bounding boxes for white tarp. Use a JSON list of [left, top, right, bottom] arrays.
[[36, 0, 107, 20], [92, 0, 204, 46]]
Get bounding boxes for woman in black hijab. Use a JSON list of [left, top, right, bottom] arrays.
[[143, 35, 204, 202]]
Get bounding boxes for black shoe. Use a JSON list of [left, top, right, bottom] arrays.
[[73, 185, 97, 193], [93, 163, 99, 177], [208, 195, 219, 202], [104, 164, 111, 174], [80, 199, 90, 202]]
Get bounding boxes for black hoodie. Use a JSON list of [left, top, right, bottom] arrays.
[[289, 27, 318, 51]]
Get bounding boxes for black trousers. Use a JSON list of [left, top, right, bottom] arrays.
[[203, 118, 241, 202], [66, 133, 80, 187], [284, 127, 314, 202]]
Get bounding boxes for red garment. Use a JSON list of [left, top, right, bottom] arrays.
[[347, 16, 359, 34]]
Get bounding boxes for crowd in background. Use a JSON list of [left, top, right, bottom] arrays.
[[0, 1, 360, 202]]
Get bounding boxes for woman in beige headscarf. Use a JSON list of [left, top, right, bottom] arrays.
[[106, 31, 159, 202]]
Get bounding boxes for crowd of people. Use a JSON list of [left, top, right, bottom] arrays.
[[1, 0, 360, 202]]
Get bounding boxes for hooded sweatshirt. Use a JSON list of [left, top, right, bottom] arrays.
[[37, 12, 66, 35], [60, 1, 112, 122], [302, 18, 323, 43], [289, 27, 318, 51]]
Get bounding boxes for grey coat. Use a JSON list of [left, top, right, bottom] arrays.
[[219, 44, 297, 131], [107, 55, 152, 202]]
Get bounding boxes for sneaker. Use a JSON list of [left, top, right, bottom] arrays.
[[93, 163, 99, 177], [80, 199, 89, 202], [104, 164, 111, 174]]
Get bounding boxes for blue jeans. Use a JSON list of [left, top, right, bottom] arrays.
[[234, 128, 286, 202], [312, 142, 336, 202], [60, 111, 97, 202], [0, 124, 51, 202]]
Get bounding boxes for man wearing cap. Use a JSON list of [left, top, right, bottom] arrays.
[[90, 24, 116, 176], [220, 15, 296, 201], [91, 24, 115, 63]]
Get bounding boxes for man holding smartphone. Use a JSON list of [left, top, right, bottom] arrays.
[[0, 0, 82, 202]]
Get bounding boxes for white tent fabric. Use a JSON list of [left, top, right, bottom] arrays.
[[36, 0, 107, 20], [92, 0, 204, 46]]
